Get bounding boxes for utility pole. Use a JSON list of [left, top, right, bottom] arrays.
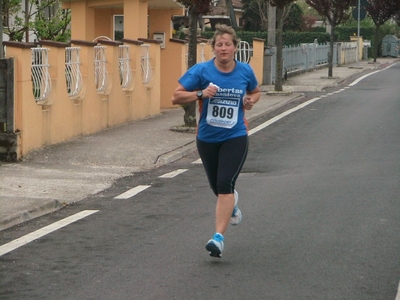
[[25, 0, 29, 42], [268, 3, 276, 46], [226, 0, 238, 30]]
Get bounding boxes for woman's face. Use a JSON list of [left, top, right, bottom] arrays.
[[214, 33, 236, 63]]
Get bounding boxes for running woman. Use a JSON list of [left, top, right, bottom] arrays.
[[171, 24, 261, 258]]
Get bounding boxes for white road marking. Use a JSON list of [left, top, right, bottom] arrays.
[[348, 70, 381, 87], [0, 210, 99, 257], [396, 280, 400, 300], [248, 97, 321, 136], [192, 159, 202, 164], [113, 185, 151, 199], [348, 62, 397, 87], [159, 169, 188, 178]]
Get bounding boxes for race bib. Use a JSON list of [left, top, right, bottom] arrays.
[[206, 97, 239, 129]]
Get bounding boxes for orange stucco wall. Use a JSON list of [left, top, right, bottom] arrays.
[[7, 0, 264, 158], [149, 8, 185, 108], [250, 39, 265, 85], [6, 38, 163, 157]]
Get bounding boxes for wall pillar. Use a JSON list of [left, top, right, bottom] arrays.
[[124, 0, 148, 40]]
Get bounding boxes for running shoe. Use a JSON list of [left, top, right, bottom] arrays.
[[205, 233, 224, 258], [230, 190, 242, 225]]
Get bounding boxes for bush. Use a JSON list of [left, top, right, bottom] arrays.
[[195, 25, 391, 56], [336, 27, 375, 41], [283, 31, 330, 46], [335, 26, 395, 57]]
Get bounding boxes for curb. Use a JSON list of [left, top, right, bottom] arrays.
[[155, 140, 196, 166], [0, 199, 63, 231]]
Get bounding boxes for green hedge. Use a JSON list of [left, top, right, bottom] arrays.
[[336, 27, 375, 42], [336, 26, 391, 57], [177, 26, 391, 57], [283, 31, 330, 45]]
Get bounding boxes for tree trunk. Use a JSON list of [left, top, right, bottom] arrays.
[[373, 25, 380, 63], [328, 24, 335, 78], [274, 6, 284, 92], [268, 4, 276, 47], [183, 7, 198, 128]]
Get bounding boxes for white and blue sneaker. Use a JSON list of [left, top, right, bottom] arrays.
[[230, 190, 242, 225], [205, 233, 224, 258]]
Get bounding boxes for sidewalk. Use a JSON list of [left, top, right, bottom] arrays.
[[1, 58, 398, 231]]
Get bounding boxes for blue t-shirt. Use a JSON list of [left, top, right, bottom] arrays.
[[179, 59, 258, 143]]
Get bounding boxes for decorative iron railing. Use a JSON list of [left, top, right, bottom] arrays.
[[31, 47, 52, 101], [65, 47, 83, 98], [119, 45, 134, 91], [94, 45, 109, 94], [140, 44, 152, 86], [235, 41, 251, 63], [199, 43, 206, 62]]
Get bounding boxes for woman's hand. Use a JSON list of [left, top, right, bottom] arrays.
[[243, 87, 260, 110], [202, 84, 219, 99], [243, 96, 255, 110], [171, 83, 219, 105]]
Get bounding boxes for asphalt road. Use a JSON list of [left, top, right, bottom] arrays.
[[1, 63, 399, 299]]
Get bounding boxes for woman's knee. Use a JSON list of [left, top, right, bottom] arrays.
[[217, 180, 234, 195]]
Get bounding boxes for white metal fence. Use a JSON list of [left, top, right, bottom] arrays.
[[119, 45, 134, 91], [265, 41, 358, 84], [65, 47, 83, 98], [235, 41, 251, 63], [94, 45, 109, 94], [31, 48, 52, 102], [140, 44, 153, 86], [199, 43, 206, 63], [28, 43, 157, 103]]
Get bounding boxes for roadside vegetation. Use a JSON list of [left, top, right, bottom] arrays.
[[2, 0, 70, 42]]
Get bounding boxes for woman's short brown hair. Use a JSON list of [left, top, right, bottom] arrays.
[[210, 24, 240, 49]]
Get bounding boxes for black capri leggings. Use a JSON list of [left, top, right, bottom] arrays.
[[196, 135, 248, 196]]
